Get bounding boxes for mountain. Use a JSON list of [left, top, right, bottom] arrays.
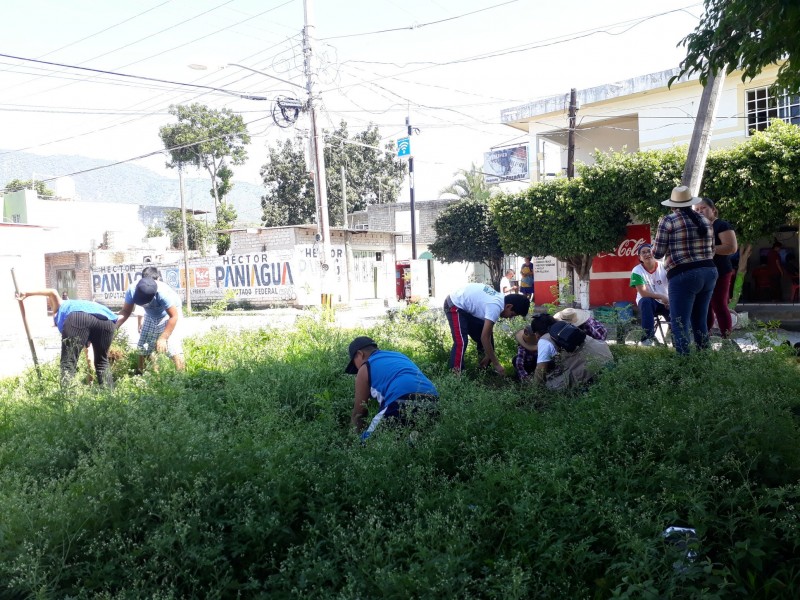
[[0, 151, 265, 224]]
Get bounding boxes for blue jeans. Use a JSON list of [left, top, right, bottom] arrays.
[[638, 298, 670, 340], [668, 266, 718, 355]]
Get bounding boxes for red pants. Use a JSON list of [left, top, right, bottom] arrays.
[[708, 270, 734, 337]]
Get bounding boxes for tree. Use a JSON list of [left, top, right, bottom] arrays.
[[260, 134, 317, 227], [164, 210, 210, 253], [439, 163, 497, 201], [675, 0, 800, 92], [3, 179, 53, 197], [260, 121, 406, 227], [324, 121, 406, 225], [429, 199, 504, 289], [492, 178, 629, 308], [159, 103, 250, 254]]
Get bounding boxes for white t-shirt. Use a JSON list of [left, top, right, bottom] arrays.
[[630, 262, 668, 304], [450, 283, 504, 322], [500, 277, 513, 293], [536, 337, 557, 363]]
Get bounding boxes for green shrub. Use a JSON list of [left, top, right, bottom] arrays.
[[0, 316, 799, 598]]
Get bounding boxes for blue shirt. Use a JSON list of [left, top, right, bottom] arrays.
[[124, 280, 181, 320], [365, 349, 438, 411], [54, 300, 118, 333]]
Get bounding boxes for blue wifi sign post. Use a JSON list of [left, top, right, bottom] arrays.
[[397, 137, 411, 157]]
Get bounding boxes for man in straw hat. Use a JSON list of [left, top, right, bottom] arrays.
[[652, 185, 716, 355], [553, 307, 608, 341]]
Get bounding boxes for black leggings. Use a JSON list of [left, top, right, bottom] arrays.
[[61, 312, 116, 387]]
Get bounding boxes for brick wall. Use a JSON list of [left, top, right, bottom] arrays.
[[45, 252, 93, 299], [366, 199, 456, 243]]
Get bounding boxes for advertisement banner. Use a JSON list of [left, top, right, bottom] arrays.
[[483, 145, 528, 183]]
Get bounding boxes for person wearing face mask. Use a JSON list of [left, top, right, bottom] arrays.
[[694, 198, 738, 337]]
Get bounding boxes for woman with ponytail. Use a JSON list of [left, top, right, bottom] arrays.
[[694, 198, 737, 337], [652, 185, 717, 355]]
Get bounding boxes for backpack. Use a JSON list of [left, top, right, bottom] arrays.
[[549, 321, 586, 353]]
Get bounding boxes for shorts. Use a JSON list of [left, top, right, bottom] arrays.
[[138, 313, 184, 357], [520, 287, 534, 295]]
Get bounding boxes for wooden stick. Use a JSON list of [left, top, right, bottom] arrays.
[[11, 268, 41, 378]]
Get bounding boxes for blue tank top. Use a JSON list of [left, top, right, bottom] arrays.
[[365, 350, 438, 411]]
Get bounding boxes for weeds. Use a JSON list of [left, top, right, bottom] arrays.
[[0, 307, 798, 598]]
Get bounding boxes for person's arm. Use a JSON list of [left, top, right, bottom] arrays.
[[652, 218, 670, 260], [137, 314, 143, 333], [116, 302, 134, 329], [155, 305, 179, 354], [635, 284, 669, 304], [513, 346, 530, 380], [533, 362, 552, 385], [715, 229, 737, 256], [16, 288, 62, 312], [350, 366, 371, 433], [478, 319, 504, 375]]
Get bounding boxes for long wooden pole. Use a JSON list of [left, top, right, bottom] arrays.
[[11, 268, 41, 378]]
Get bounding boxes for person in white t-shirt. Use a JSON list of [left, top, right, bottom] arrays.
[[629, 243, 670, 345], [499, 269, 518, 294], [444, 283, 530, 374]]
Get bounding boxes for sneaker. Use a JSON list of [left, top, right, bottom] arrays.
[[640, 338, 654, 347]]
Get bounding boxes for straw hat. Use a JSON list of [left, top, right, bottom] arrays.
[[553, 307, 591, 327], [661, 185, 702, 208], [514, 328, 538, 352]]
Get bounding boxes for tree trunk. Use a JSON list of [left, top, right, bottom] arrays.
[[729, 243, 752, 309], [487, 258, 503, 292], [566, 254, 593, 309]]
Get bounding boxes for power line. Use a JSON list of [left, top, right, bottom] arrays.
[[320, 0, 520, 40]]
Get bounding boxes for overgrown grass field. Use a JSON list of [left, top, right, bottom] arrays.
[[1, 308, 799, 598]]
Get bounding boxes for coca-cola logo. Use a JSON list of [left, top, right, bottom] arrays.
[[598, 237, 647, 259]]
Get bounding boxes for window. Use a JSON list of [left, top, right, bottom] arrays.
[[57, 269, 76, 299], [746, 86, 800, 134]]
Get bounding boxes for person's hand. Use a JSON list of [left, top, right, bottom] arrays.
[[479, 356, 491, 369], [494, 363, 506, 376], [156, 337, 168, 354], [15, 292, 27, 301]]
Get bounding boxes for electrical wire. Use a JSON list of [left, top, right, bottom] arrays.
[[320, 0, 520, 40]]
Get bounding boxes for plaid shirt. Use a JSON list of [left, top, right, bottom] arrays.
[[581, 317, 608, 341], [513, 345, 537, 380], [652, 210, 714, 272]]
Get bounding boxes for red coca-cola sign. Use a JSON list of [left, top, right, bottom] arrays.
[[593, 224, 651, 273]]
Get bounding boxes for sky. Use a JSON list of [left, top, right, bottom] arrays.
[[0, 0, 705, 207]]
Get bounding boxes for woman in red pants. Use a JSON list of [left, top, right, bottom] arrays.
[[694, 198, 738, 337]]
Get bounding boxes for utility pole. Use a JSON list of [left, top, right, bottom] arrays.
[[302, 0, 332, 305], [406, 116, 417, 259], [341, 156, 353, 303], [178, 164, 192, 313], [681, 68, 725, 195], [567, 88, 577, 179]]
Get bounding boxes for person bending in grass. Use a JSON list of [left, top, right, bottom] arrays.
[[345, 336, 439, 441], [16, 288, 118, 387]]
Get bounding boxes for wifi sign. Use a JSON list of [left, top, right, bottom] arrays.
[[397, 137, 411, 157]]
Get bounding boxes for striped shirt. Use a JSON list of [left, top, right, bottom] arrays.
[[652, 210, 714, 277]]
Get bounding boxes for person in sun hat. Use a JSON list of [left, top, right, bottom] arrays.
[[345, 336, 439, 440], [652, 185, 716, 355], [630, 243, 670, 346], [553, 307, 608, 341], [513, 313, 556, 384], [116, 267, 185, 372]]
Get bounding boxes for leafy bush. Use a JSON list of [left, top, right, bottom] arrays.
[[0, 311, 799, 598]]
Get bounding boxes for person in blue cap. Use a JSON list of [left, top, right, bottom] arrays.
[[345, 336, 439, 440], [116, 267, 185, 372], [16, 288, 118, 387]]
